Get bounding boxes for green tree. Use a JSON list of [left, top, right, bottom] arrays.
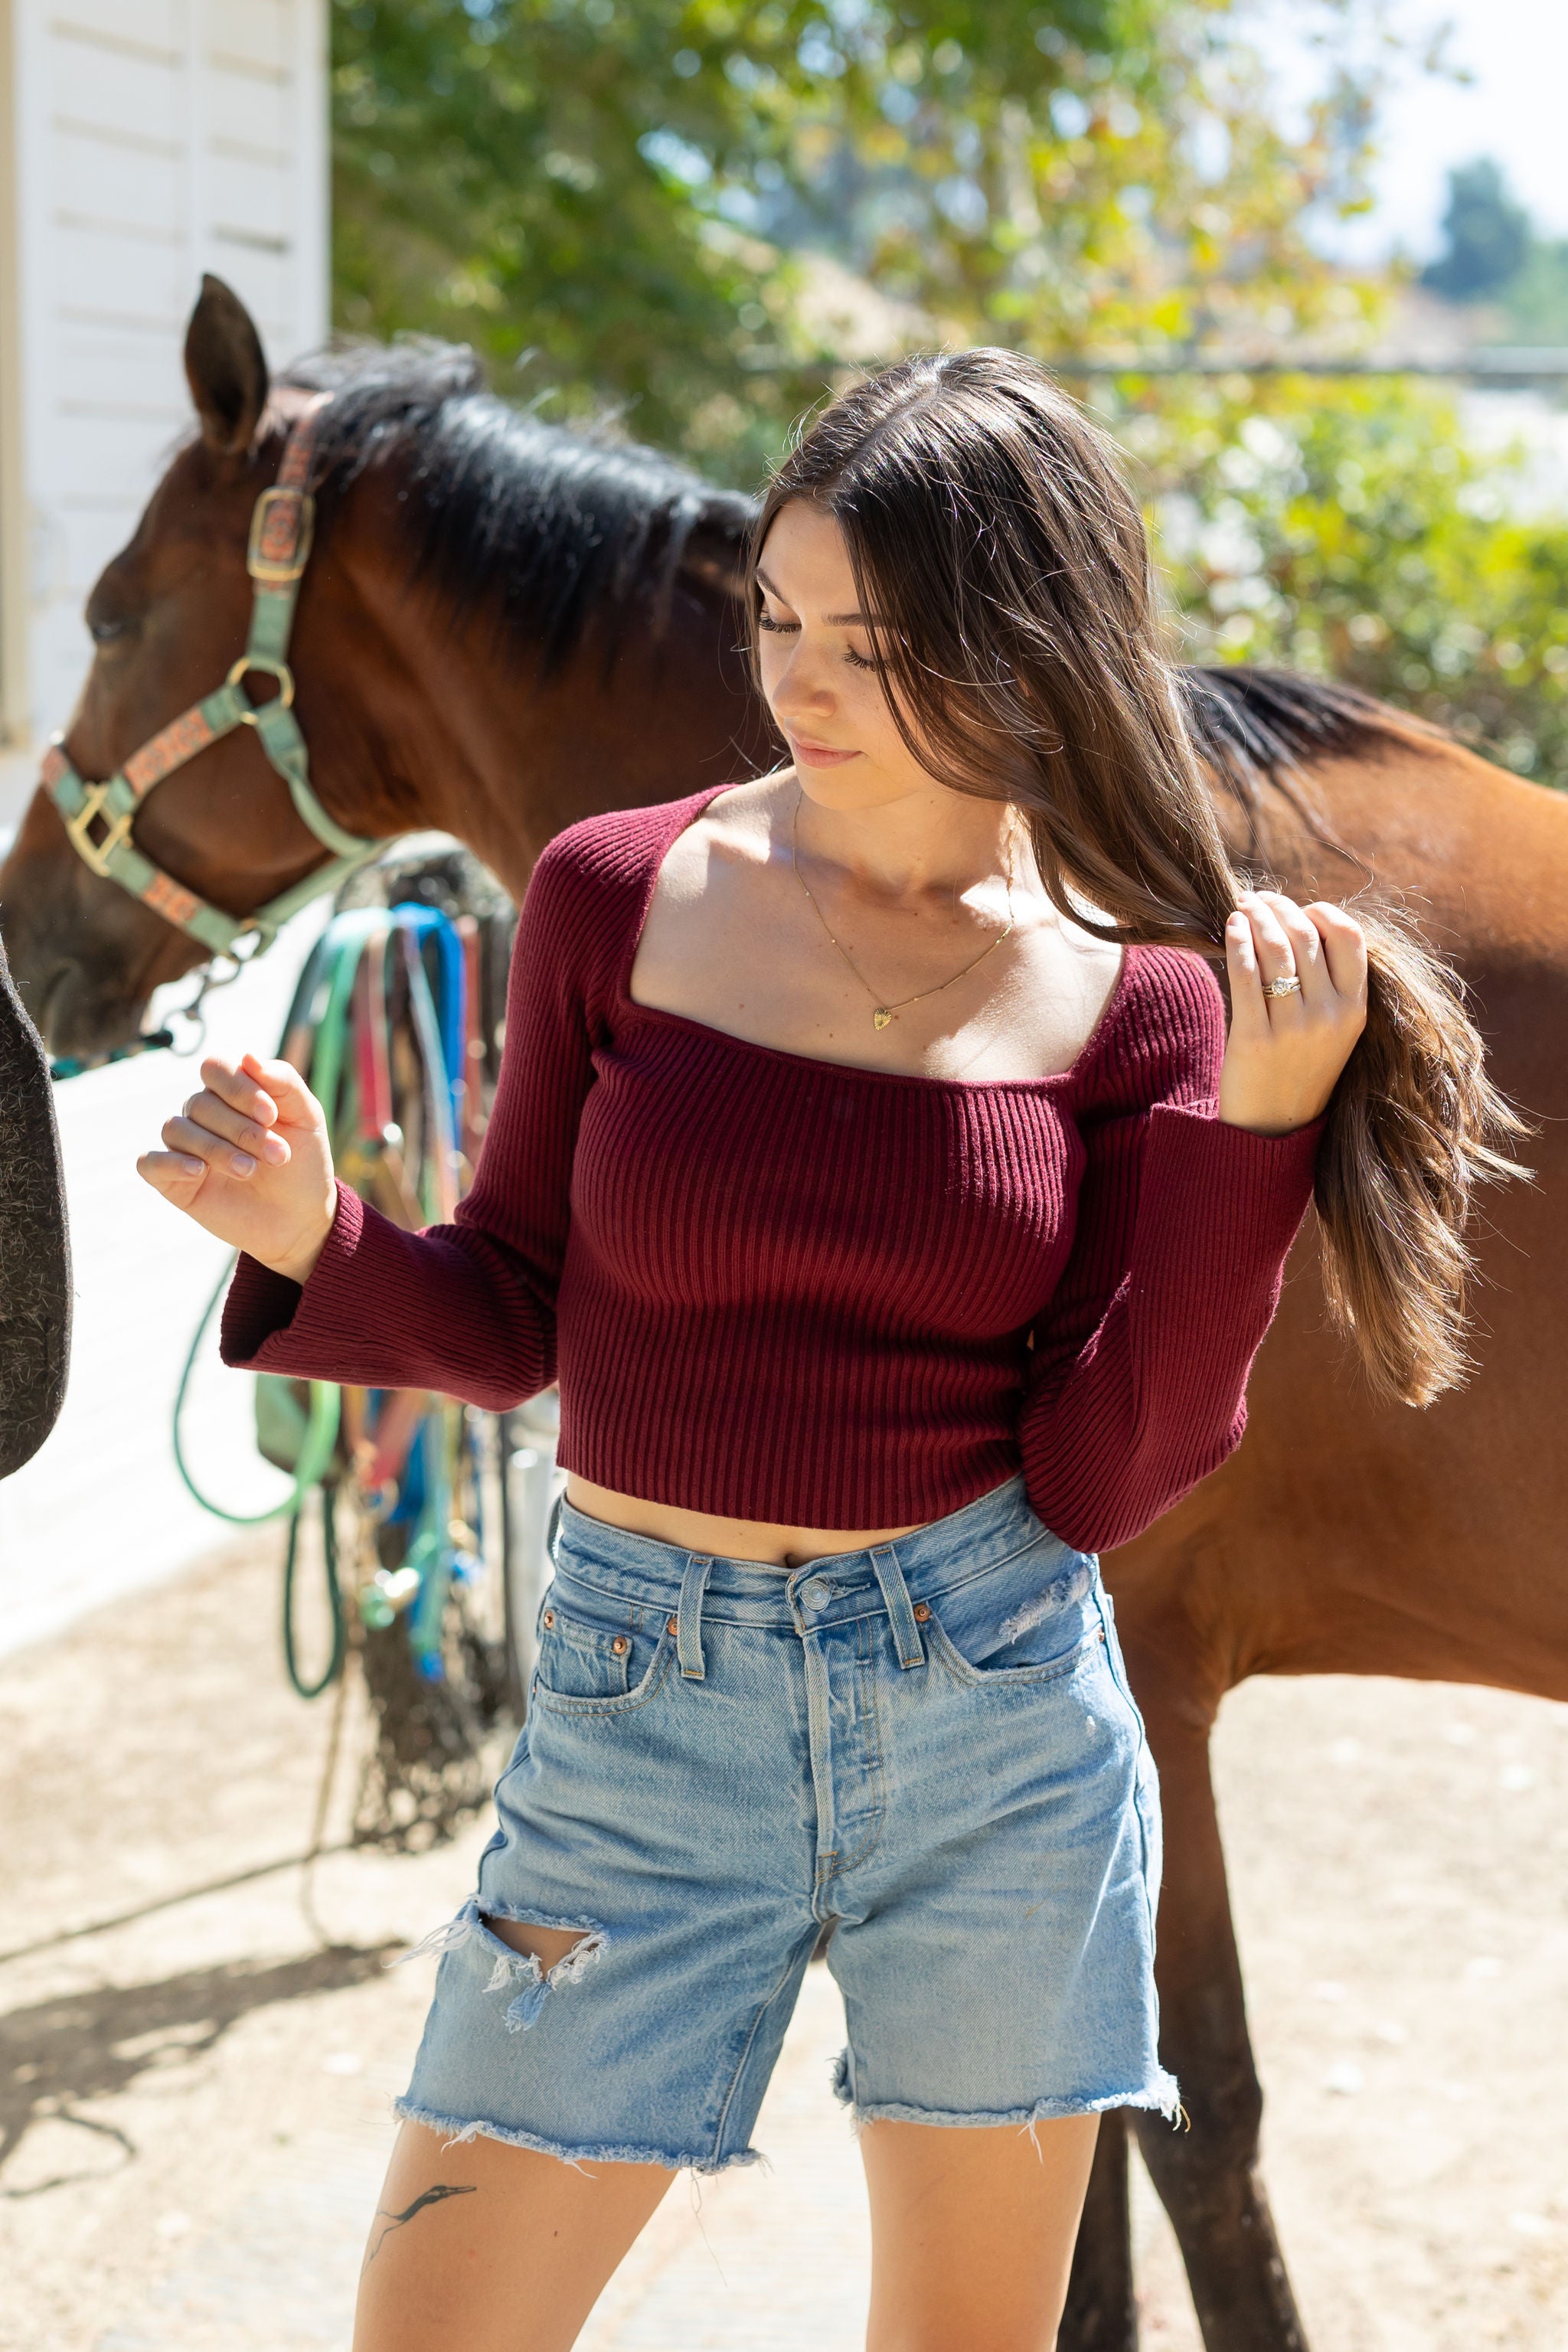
[[1421, 158, 1530, 303], [332, 0, 1383, 477], [334, 0, 1145, 475], [1121, 377, 1568, 786]]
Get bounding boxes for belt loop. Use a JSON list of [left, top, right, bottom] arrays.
[[544, 1490, 564, 1568], [871, 1544, 925, 1670], [677, 1554, 714, 1681]]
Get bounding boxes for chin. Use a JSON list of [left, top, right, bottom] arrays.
[[791, 761, 912, 812]]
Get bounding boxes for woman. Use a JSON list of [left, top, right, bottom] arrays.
[[139, 351, 1504, 2352]]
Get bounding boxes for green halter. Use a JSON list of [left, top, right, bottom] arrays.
[[43, 395, 390, 961]]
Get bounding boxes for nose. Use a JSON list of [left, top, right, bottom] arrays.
[[769, 639, 837, 728]]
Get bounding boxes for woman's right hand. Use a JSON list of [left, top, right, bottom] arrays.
[[136, 1052, 338, 1285]]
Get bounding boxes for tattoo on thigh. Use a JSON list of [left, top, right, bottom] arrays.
[[366, 2181, 477, 2264]]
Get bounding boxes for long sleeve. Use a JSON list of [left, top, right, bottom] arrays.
[[219, 827, 606, 1407], [1019, 949, 1320, 1554]]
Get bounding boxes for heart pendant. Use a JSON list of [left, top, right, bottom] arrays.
[[873, 1008, 892, 1031]]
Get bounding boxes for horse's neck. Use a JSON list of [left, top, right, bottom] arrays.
[[321, 497, 768, 900]]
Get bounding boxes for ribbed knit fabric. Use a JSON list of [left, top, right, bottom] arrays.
[[223, 790, 1321, 1552]]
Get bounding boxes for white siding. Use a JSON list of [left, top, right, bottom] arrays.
[[0, 0, 328, 821]]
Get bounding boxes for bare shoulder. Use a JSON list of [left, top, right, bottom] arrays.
[[651, 771, 793, 904], [1016, 900, 1124, 1022]]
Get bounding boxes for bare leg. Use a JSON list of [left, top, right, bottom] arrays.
[[354, 1918, 672, 2352], [1060, 2109, 1138, 2352], [861, 2113, 1100, 2352], [352, 2121, 671, 2352]]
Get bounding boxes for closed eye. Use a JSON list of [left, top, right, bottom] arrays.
[[758, 611, 877, 670]]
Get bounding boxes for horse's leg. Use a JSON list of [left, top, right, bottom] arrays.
[[1129, 1678, 1308, 2352], [1060, 2111, 1137, 2352]]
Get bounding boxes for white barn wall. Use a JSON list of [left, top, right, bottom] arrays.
[[0, 0, 328, 822], [0, 1, 331, 1647]]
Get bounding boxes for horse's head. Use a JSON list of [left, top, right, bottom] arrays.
[[0, 279, 361, 1056]]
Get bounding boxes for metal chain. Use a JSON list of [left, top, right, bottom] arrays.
[[789, 788, 1015, 1030]]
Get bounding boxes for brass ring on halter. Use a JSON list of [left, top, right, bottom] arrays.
[[227, 653, 296, 719], [1263, 973, 1302, 998]]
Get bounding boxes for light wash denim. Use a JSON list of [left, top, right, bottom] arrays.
[[397, 1475, 1177, 2172]]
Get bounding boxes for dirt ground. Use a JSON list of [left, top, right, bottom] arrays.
[[2, 1537, 1565, 2352]]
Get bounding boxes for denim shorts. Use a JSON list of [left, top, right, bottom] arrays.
[[397, 1475, 1177, 2172]]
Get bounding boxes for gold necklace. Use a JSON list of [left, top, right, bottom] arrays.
[[790, 791, 1015, 1031]]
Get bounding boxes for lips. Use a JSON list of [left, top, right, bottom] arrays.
[[789, 734, 860, 769]]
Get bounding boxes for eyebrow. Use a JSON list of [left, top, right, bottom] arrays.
[[756, 567, 877, 629]]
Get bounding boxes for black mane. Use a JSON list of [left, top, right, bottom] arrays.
[[1179, 665, 1411, 794], [275, 348, 1421, 797], [284, 341, 756, 674]]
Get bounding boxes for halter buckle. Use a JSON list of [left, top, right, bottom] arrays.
[[247, 485, 315, 584], [65, 782, 133, 878]]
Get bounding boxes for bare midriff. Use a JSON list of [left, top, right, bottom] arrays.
[[564, 1475, 929, 1571]]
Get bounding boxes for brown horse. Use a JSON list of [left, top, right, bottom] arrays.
[[2, 279, 1563, 2351]]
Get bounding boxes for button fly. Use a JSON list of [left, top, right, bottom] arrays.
[[800, 1577, 834, 1611]]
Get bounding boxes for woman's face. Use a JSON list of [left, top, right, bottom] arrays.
[[755, 501, 935, 811]]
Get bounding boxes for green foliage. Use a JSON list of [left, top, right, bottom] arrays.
[[331, 0, 1379, 479], [332, 0, 1145, 475], [330, 7, 1568, 789], [1119, 377, 1568, 786], [1498, 239, 1568, 344], [1419, 153, 1568, 341]]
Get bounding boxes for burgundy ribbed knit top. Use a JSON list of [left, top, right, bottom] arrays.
[[222, 789, 1321, 1552]]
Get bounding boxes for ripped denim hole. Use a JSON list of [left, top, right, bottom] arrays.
[[998, 1557, 1093, 1645], [400, 1894, 609, 2034]]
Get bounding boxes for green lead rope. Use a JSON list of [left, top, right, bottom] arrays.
[[172, 1258, 342, 1520]]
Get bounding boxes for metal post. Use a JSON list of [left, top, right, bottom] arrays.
[[504, 1389, 564, 1705]]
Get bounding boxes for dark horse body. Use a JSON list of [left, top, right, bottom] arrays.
[[0, 939, 70, 1475], [3, 283, 1563, 2348]]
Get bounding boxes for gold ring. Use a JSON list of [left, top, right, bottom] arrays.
[[1263, 974, 1302, 998]]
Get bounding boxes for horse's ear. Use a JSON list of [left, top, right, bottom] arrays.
[[678, 518, 751, 603], [184, 274, 270, 456]]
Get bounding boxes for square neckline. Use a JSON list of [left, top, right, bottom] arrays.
[[614, 783, 1138, 1096]]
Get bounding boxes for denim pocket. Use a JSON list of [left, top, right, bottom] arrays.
[[534, 1595, 641, 1700], [924, 1540, 1104, 1687], [530, 1586, 674, 1716]]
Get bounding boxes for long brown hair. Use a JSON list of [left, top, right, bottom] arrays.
[[749, 349, 1524, 1406]]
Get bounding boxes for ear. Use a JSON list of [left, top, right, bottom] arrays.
[[678, 517, 752, 603], [183, 274, 270, 456]]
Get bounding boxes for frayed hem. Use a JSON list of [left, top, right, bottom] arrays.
[[834, 2072, 1183, 2132], [393, 2099, 763, 2177]]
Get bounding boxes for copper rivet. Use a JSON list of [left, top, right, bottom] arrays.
[[543, 1609, 554, 1628], [667, 1615, 678, 1637], [612, 1635, 629, 1655], [913, 1602, 931, 1623]]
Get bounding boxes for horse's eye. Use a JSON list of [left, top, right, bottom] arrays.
[[87, 613, 132, 646]]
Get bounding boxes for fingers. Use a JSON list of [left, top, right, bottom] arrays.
[[1243, 890, 1326, 994], [158, 1110, 266, 1180], [1227, 890, 1308, 1037], [197, 1052, 322, 1134], [1304, 902, 1369, 1008], [1223, 907, 1266, 1038], [239, 1050, 325, 1130], [136, 1145, 207, 1201]]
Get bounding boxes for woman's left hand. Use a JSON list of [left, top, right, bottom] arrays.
[[1217, 890, 1368, 1137]]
